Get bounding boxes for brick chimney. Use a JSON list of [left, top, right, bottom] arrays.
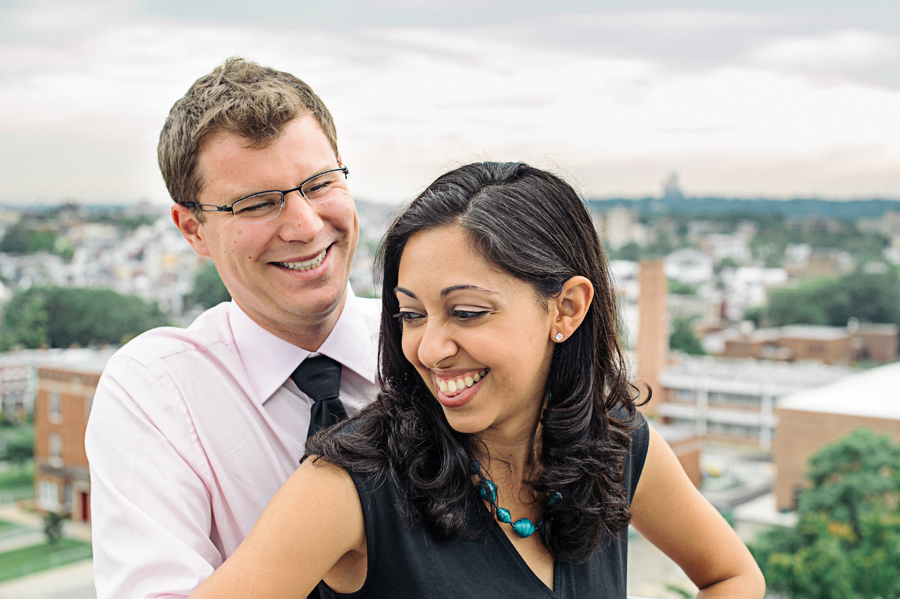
[[637, 260, 668, 414]]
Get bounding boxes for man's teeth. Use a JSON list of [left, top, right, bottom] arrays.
[[438, 369, 488, 396], [278, 249, 326, 271]]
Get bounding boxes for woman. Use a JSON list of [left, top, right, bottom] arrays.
[[191, 162, 765, 598]]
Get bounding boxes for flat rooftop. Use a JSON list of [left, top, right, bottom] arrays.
[[777, 362, 900, 420], [661, 355, 852, 396]]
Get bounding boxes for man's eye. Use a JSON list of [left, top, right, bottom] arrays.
[[395, 311, 424, 325], [305, 181, 332, 195], [453, 310, 488, 321], [234, 197, 278, 214]]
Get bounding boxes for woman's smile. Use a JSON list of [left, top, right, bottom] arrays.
[[433, 368, 490, 407]]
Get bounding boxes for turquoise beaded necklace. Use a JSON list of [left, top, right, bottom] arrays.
[[474, 465, 562, 538]]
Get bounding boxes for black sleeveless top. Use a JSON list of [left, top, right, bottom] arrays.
[[320, 415, 649, 599]]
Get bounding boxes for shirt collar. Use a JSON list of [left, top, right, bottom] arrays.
[[230, 286, 376, 404]]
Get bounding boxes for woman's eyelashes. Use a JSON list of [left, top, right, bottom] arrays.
[[395, 310, 425, 325], [452, 308, 489, 322], [395, 306, 490, 326]]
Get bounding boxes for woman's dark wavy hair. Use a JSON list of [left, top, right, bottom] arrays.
[[306, 162, 643, 563]]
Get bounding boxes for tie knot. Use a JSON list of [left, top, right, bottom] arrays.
[[291, 355, 342, 402]]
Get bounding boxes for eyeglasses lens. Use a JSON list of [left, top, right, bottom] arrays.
[[232, 193, 283, 224], [301, 170, 346, 204]]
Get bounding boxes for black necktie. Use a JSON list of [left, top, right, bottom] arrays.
[[291, 355, 347, 439]]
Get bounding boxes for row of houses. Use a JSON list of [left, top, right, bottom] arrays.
[[13, 260, 900, 524], [22, 345, 900, 525]]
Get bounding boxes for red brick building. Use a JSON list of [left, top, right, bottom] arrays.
[[720, 324, 898, 365], [774, 362, 900, 511], [34, 362, 104, 523]]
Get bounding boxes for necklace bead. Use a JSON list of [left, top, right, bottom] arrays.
[[475, 469, 558, 539]]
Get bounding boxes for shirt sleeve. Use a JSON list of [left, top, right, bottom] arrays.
[[85, 353, 222, 599]]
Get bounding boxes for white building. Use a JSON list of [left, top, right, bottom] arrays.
[[658, 355, 851, 450], [664, 248, 714, 285], [593, 206, 649, 250]]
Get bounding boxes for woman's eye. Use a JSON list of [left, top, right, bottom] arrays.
[[453, 309, 488, 322], [395, 311, 425, 325]]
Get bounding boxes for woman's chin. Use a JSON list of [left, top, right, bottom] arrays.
[[442, 411, 488, 435]]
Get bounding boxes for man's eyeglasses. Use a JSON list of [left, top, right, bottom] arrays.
[[183, 165, 349, 225]]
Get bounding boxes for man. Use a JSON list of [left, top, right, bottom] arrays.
[[85, 58, 380, 598]]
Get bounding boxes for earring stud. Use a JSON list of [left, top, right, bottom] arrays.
[[555, 333, 563, 341]]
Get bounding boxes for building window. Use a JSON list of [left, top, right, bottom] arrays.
[[50, 434, 62, 466], [706, 421, 759, 439], [49, 391, 61, 422], [673, 388, 696, 403], [38, 481, 59, 511], [708, 392, 760, 409], [64, 483, 73, 512]]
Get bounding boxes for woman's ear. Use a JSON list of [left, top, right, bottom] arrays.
[[549, 276, 594, 343]]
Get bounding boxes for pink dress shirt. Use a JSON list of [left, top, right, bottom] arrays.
[[85, 288, 380, 599]]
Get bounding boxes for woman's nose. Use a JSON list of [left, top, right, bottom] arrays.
[[416, 320, 457, 368]]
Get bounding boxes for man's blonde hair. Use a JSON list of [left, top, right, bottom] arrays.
[[158, 57, 338, 214]]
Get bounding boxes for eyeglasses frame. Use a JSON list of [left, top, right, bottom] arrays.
[[182, 165, 350, 224]]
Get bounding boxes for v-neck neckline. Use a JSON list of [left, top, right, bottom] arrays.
[[488, 519, 561, 598]]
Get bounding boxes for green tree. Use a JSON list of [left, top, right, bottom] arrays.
[[767, 284, 830, 326], [0, 286, 170, 349], [0, 424, 35, 466], [751, 429, 900, 599], [818, 272, 900, 326], [766, 272, 900, 330], [186, 260, 231, 310], [42, 511, 67, 545], [0, 225, 58, 254], [743, 306, 764, 328], [714, 256, 740, 271], [669, 317, 705, 355], [668, 280, 698, 295], [608, 242, 644, 262]]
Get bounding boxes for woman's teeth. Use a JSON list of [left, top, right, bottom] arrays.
[[278, 248, 326, 271], [438, 369, 489, 396]]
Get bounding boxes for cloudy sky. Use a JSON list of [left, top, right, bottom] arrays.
[[3, 0, 900, 205]]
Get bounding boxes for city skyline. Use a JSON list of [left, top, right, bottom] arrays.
[[3, 0, 900, 205]]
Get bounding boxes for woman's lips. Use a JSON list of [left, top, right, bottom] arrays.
[[434, 369, 489, 408]]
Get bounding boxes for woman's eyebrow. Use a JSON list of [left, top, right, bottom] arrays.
[[395, 285, 498, 299], [394, 286, 417, 299], [440, 285, 497, 297]]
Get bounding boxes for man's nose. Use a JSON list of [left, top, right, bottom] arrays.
[[277, 191, 324, 242]]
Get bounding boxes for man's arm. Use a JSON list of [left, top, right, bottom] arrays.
[[86, 354, 221, 599]]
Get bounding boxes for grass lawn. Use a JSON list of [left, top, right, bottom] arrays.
[[0, 538, 93, 582], [0, 462, 34, 491], [0, 519, 17, 533]]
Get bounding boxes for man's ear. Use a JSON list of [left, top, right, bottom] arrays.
[[171, 203, 211, 258], [549, 276, 594, 343]]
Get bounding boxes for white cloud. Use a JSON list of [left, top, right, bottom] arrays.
[[1, 3, 900, 204], [751, 29, 900, 70]]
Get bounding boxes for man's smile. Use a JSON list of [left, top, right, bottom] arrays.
[[273, 246, 329, 271]]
